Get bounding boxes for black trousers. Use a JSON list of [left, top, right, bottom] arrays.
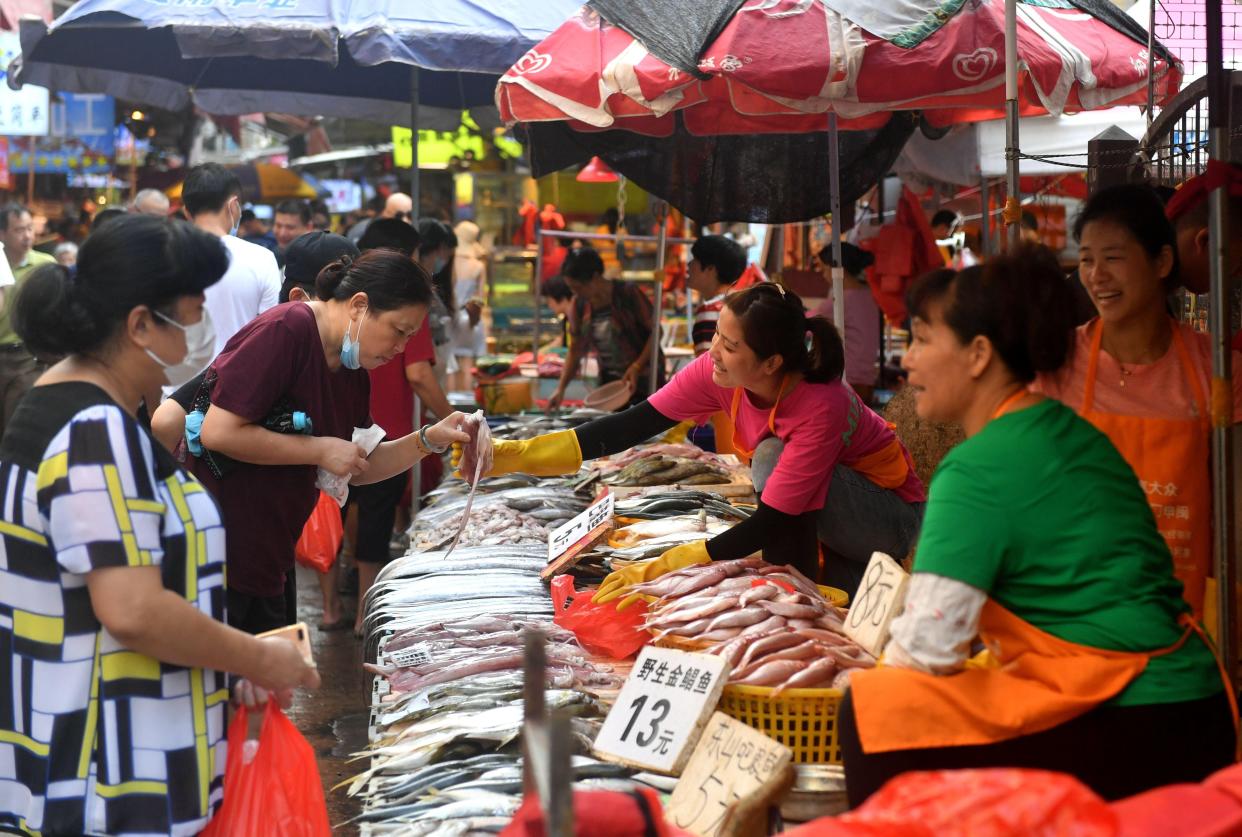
[[227, 571, 298, 635], [349, 471, 409, 566], [839, 687, 1235, 806]]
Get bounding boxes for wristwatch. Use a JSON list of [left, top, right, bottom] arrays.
[[419, 424, 448, 454]]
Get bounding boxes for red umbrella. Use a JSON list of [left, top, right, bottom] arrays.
[[498, 1, 1180, 134]]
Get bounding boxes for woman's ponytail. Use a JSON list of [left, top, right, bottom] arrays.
[[314, 256, 351, 301], [14, 263, 103, 357], [803, 316, 845, 383]]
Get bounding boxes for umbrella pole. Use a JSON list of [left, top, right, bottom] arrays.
[[1004, 0, 1020, 248], [410, 67, 421, 215], [651, 202, 668, 395], [1205, 0, 1237, 689], [829, 113, 845, 333], [410, 65, 421, 520]]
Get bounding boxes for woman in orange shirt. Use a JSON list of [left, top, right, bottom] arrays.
[[1034, 184, 1242, 617]]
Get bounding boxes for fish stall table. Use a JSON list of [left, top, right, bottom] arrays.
[[352, 448, 856, 833]]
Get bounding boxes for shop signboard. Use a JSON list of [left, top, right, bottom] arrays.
[[0, 32, 47, 137], [667, 712, 792, 837], [10, 92, 114, 174], [593, 645, 728, 774]]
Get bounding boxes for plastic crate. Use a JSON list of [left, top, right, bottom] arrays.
[[719, 684, 844, 764], [818, 585, 849, 607]]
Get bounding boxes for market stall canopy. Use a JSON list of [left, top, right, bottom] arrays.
[[165, 163, 320, 203], [896, 106, 1149, 186], [498, 0, 1181, 223], [11, 0, 581, 127]]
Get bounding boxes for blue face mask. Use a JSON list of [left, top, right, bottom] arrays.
[[341, 310, 367, 370], [434, 255, 447, 274]]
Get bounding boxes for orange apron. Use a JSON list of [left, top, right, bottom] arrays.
[[728, 381, 910, 490], [851, 599, 1209, 753], [1080, 320, 1211, 616], [852, 388, 1236, 755]]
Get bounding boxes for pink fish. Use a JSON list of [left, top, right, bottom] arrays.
[[761, 600, 825, 620], [736, 631, 808, 670], [732, 640, 824, 680], [771, 657, 838, 697], [738, 585, 780, 607], [731, 659, 809, 686], [704, 606, 771, 632]]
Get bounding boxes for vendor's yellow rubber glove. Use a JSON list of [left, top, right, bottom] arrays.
[[593, 540, 712, 610], [451, 428, 583, 478]]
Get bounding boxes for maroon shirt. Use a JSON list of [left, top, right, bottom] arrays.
[[192, 302, 370, 597]]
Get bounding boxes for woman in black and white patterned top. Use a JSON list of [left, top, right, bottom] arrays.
[[0, 215, 319, 836]]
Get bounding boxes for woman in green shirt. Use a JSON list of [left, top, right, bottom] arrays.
[[840, 245, 1231, 806]]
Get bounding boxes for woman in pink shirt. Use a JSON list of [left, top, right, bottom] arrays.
[[462, 284, 926, 592]]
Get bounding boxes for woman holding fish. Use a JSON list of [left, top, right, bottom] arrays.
[[187, 249, 471, 634], [840, 246, 1232, 806], [458, 282, 926, 593]]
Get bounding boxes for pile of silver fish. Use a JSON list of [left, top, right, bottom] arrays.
[[613, 490, 753, 521], [354, 478, 669, 835], [488, 409, 610, 441], [410, 486, 589, 550], [633, 558, 876, 693]]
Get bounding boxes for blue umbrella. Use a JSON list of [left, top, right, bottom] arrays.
[[11, 0, 580, 128]]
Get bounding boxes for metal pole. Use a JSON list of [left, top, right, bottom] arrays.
[[979, 177, 991, 255], [1145, 0, 1156, 131], [410, 67, 420, 215], [685, 216, 694, 345], [1004, 0, 1021, 247], [1205, 0, 1237, 689], [409, 66, 422, 519], [828, 113, 845, 332], [533, 230, 544, 358], [650, 203, 668, 395]]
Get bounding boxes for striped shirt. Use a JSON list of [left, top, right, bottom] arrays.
[[692, 292, 728, 355], [0, 383, 228, 836]]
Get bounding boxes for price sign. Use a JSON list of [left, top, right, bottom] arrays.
[[548, 491, 614, 563], [593, 646, 728, 774], [667, 713, 792, 837], [842, 551, 910, 657], [387, 644, 433, 668]]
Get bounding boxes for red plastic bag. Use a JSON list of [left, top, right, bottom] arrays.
[[502, 787, 694, 837], [551, 575, 651, 660], [786, 769, 1116, 837], [294, 491, 343, 574], [1112, 763, 1242, 836], [202, 702, 331, 837]]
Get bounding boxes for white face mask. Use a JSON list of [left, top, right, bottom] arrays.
[[146, 308, 217, 388]]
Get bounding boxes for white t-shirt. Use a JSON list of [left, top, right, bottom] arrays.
[[0, 243, 15, 289], [206, 235, 281, 359]]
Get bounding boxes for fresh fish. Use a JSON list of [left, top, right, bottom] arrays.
[[771, 657, 839, 696], [732, 659, 810, 686]]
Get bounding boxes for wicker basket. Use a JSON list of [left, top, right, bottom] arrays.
[[719, 684, 844, 764]]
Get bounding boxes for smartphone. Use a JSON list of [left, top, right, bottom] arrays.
[[257, 622, 314, 664]]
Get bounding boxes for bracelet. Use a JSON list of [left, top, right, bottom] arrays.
[[418, 424, 448, 454]]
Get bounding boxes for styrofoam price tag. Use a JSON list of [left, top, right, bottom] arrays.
[[548, 491, 614, 563], [842, 551, 910, 658], [667, 712, 792, 837], [388, 644, 434, 668], [592, 645, 728, 774]]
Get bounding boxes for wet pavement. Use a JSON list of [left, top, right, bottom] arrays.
[[287, 564, 368, 834]]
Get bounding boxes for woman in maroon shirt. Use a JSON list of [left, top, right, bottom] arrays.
[[195, 249, 469, 634]]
